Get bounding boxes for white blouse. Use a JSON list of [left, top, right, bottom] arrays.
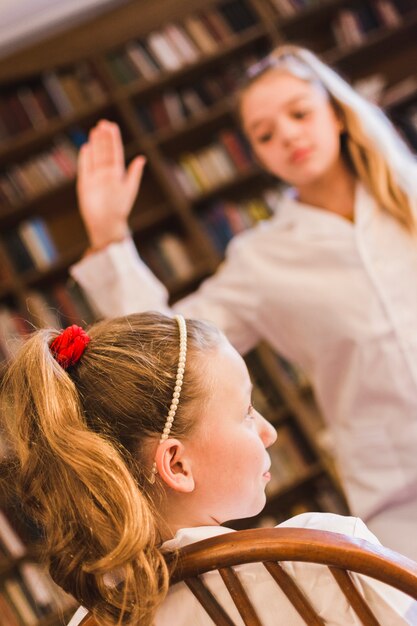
[[68, 513, 417, 626], [71, 183, 417, 558]]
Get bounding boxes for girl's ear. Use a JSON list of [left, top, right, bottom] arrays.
[[154, 439, 195, 493]]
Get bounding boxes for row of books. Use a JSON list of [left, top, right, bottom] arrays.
[[142, 232, 195, 284], [105, 0, 258, 85], [199, 194, 274, 255], [0, 129, 86, 209], [135, 52, 262, 135], [266, 424, 312, 497], [0, 62, 105, 141], [25, 283, 96, 330], [169, 129, 253, 199], [331, 0, 411, 48], [0, 509, 75, 625]]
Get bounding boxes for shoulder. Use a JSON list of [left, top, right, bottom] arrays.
[[278, 512, 380, 544], [162, 525, 235, 551]]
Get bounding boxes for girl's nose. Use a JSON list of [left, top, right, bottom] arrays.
[[257, 413, 278, 448], [278, 119, 300, 146]]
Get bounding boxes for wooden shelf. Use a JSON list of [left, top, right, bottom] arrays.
[[20, 244, 86, 288], [0, 97, 111, 163], [190, 166, 263, 205], [0, 179, 75, 227], [0, 0, 414, 620], [153, 97, 234, 147], [113, 24, 267, 99], [277, 0, 344, 30], [325, 9, 417, 68]]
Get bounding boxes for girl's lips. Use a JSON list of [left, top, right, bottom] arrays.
[[290, 147, 312, 163], [263, 471, 271, 481]]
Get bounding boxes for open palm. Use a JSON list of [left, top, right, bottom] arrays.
[[77, 120, 146, 250]]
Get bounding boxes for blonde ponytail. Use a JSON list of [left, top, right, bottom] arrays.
[[1, 313, 221, 625]]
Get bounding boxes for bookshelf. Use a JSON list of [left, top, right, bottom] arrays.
[[0, 0, 416, 622]]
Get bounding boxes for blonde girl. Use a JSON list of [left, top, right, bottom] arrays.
[[1, 313, 415, 625], [71, 45, 417, 559]]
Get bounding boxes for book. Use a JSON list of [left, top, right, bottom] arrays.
[[180, 87, 207, 116], [149, 96, 172, 129], [374, 0, 402, 27], [107, 52, 138, 84], [208, 144, 236, 180], [6, 94, 33, 133], [4, 578, 39, 625], [20, 562, 55, 615], [125, 41, 162, 79], [75, 62, 106, 102], [59, 73, 87, 110], [3, 229, 35, 273], [170, 161, 200, 198], [163, 23, 201, 64], [179, 154, 207, 193], [42, 71, 74, 115], [0, 510, 26, 558], [162, 90, 187, 126], [18, 220, 51, 270], [183, 15, 218, 54], [218, 129, 252, 170], [146, 30, 184, 72], [202, 7, 234, 41], [0, 594, 21, 626], [156, 233, 194, 280], [16, 86, 49, 129]]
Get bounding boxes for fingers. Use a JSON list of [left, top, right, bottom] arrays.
[[89, 120, 123, 171], [77, 142, 93, 191], [126, 155, 147, 201]]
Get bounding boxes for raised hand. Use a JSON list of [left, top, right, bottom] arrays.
[[77, 119, 146, 250]]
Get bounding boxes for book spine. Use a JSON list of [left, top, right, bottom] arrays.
[[146, 31, 184, 72], [183, 15, 218, 54], [42, 71, 74, 116], [0, 510, 26, 558], [163, 23, 201, 64]]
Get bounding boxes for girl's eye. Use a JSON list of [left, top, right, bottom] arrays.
[[293, 110, 310, 120], [245, 405, 256, 420], [256, 132, 273, 144]]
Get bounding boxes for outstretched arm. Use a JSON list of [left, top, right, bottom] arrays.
[[77, 119, 146, 250]]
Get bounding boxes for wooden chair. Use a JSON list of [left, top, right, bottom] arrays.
[[75, 527, 417, 626]]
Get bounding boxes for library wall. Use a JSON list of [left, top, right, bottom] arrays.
[[0, 0, 416, 623]]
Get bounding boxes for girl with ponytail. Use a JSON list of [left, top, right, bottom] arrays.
[[1, 313, 415, 624]]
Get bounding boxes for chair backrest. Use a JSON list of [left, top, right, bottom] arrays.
[[76, 527, 417, 626]]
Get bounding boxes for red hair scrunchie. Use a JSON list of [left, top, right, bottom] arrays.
[[50, 324, 91, 370]]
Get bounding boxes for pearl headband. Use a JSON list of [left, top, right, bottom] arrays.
[[150, 314, 187, 483]]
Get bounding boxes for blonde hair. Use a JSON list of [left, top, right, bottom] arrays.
[[0, 312, 221, 626], [238, 44, 417, 231]]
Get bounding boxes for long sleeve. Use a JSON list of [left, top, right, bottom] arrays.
[[70, 234, 263, 354]]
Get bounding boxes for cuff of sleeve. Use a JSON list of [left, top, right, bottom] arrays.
[[70, 237, 169, 318]]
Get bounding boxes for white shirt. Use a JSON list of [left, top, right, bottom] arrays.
[[68, 513, 417, 626], [71, 183, 417, 557]]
